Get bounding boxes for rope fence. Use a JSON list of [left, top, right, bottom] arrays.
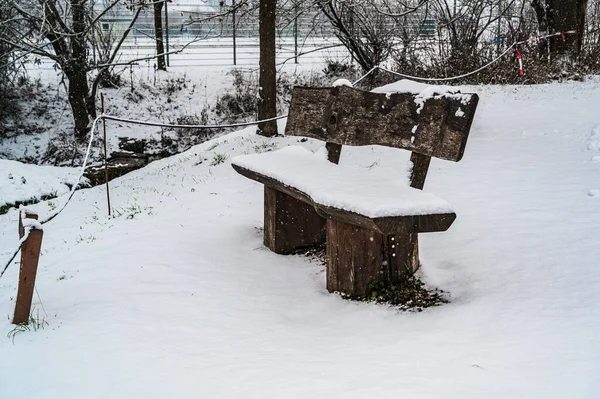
[[0, 112, 289, 280], [0, 115, 101, 280], [102, 113, 288, 129], [0, 28, 579, 279], [353, 30, 578, 85]]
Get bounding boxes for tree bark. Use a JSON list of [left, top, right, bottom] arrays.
[[257, 0, 278, 137], [69, 0, 91, 138], [154, 1, 166, 71], [531, 0, 588, 58], [66, 67, 92, 137]]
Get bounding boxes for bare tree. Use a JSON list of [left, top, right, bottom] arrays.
[[316, 0, 428, 72], [0, 0, 146, 137], [425, 1, 522, 72], [0, 1, 19, 87], [0, 0, 248, 138], [0, 0, 24, 120]]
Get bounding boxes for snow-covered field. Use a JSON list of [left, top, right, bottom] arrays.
[[1, 76, 600, 398], [0, 160, 83, 210]]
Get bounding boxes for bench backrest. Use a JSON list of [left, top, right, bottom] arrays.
[[284, 85, 479, 163]]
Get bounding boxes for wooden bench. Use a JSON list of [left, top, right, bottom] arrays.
[[232, 85, 478, 296]]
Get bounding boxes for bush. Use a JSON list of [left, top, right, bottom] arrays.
[[213, 69, 258, 121], [322, 60, 359, 80], [171, 113, 213, 139], [161, 75, 190, 96], [213, 66, 359, 127], [42, 130, 85, 166], [97, 69, 123, 89]]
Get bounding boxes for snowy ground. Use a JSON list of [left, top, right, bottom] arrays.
[[1, 78, 600, 397], [0, 66, 242, 163], [0, 62, 343, 166], [0, 159, 83, 210]]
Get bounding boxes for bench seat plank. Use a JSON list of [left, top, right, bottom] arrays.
[[232, 146, 456, 235]]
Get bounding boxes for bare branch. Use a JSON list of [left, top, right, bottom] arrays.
[[368, 0, 428, 18]]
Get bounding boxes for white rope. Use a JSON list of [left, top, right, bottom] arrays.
[[1, 28, 579, 282], [353, 43, 516, 85], [381, 44, 516, 82], [0, 111, 290, 279], [353, 66, 378, 86], [352, 30, 578, 85], [0, 115, 100, 280], [102, 113, 288, 129], [41, 115, 100, 225], [0, 227, 31, 279]]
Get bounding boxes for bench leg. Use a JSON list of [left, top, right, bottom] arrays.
[[326, 220, 420, 296], [263, 186, 326, 254], [389, 233, 420, 279]]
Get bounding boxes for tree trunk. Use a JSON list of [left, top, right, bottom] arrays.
[[70, 0, 91, 138], [154, 1, 166, 71], [66, 67, 92, 137], [257, 0, 277, 137], [532, 0, 588, 58]]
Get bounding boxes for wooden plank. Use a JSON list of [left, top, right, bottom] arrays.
[[327, 219, 416, 296], [283, 86, 335, 142], [233, 164, 313, 205], [326, 220, 422, 296], [326, 218, 339, 291], [263, 186, 325, 254], [316, 204, 456, 235], [409, 152, 432, 190], [390, 233, 420, 277], [13, 213, 43, 325], [325, 142, 342, 164], [263, 185, 278, 252], [285, 86, 479, 162], [397, 151, 434, 275], [326, 219, 386, 296], [232, 164, 456, 235]]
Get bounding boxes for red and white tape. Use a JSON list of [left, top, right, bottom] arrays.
[[514, 30, 577, 76], [515, 48, 523, 76]]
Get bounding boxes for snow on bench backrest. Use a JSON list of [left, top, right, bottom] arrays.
[[284, 85, 479, 162]]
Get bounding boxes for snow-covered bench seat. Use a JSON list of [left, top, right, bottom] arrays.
[[232, 85, 479, 296], [232, 146, 457, 235]]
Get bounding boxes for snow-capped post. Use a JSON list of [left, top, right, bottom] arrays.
[[101, 93, 111, 216], [13, 211, 44, 325]]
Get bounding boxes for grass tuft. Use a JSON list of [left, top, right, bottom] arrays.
[[7, 309, 48, 344]]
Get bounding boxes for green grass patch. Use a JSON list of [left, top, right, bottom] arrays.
[[0, 193, 58, 215], [210, 153, 228, 166], [342, 277, 449, 312], [7, 309, 48, 343]]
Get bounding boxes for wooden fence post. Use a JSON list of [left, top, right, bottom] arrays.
[[13, 211, 44, 325]]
